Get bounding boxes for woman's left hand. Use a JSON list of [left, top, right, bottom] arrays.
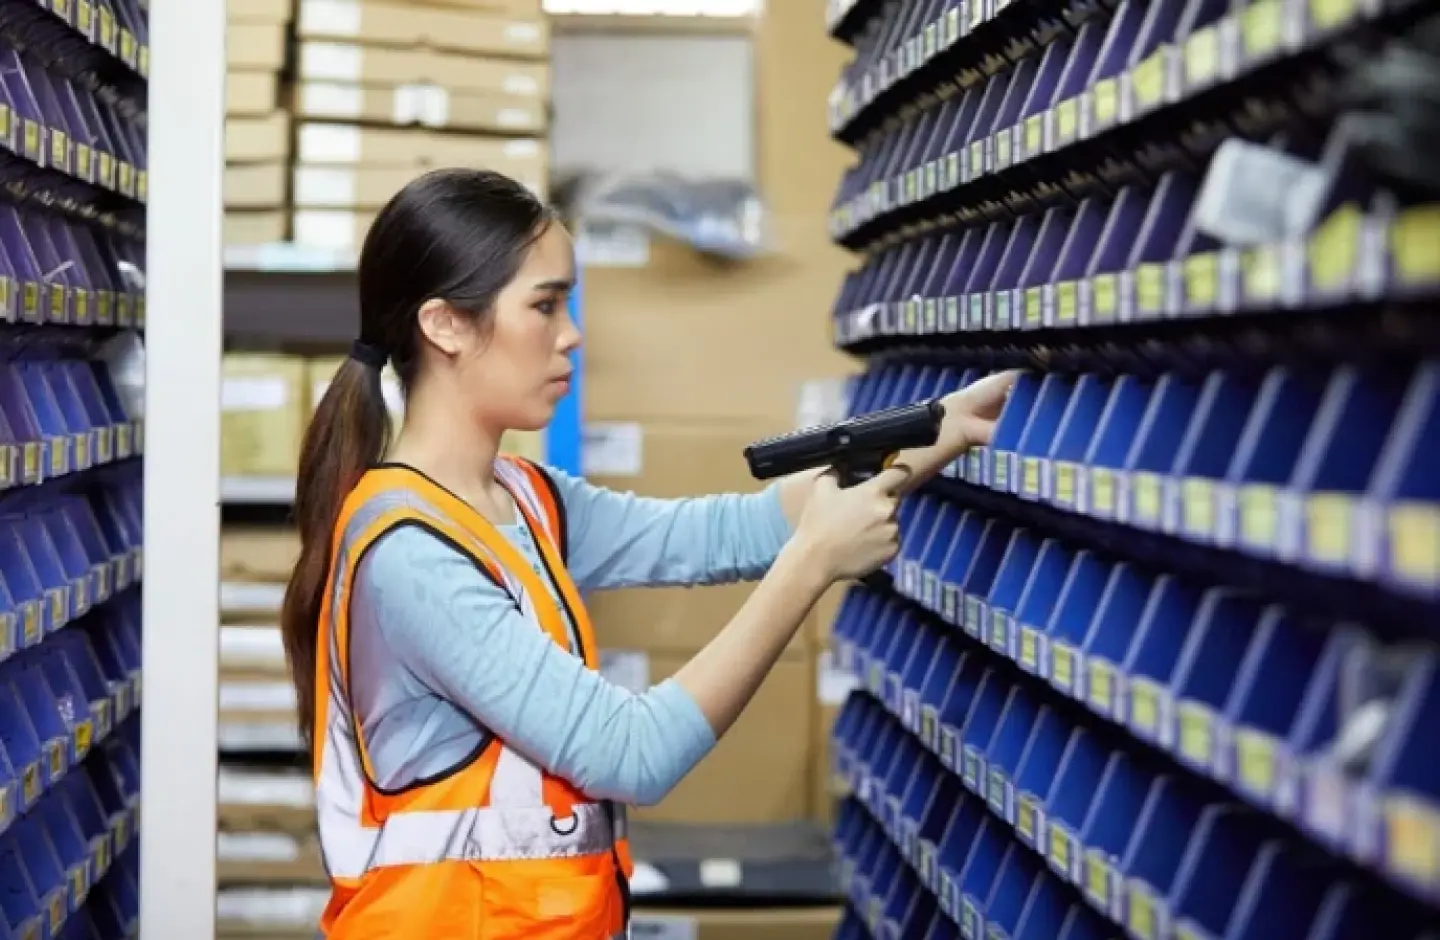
[[945, 370, 1019, 450]]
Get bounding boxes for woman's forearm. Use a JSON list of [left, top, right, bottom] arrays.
[[673, 537, 831, 735]]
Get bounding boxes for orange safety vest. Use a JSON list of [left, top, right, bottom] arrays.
[[312, 457, 634, 939]]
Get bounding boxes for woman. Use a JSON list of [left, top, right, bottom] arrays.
[[280, 168, 1014, 939]]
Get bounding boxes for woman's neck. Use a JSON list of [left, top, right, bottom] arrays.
[[386, 384, 514, 524]]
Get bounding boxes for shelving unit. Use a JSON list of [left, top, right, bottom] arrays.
[[0, 1, 214, 938], [820, 1, 1440, 939]]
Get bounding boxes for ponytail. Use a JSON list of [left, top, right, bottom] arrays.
[[280, 358, 392, 752]]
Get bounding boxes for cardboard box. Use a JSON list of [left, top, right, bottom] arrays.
[[292, 158, 544, 209], [218, 831, 327, 886], [297, 0, 549, 59], [229, 22, 287, 70], [221, 354, 308, 478], [226, 112, 291, 163], [602, 650, 811, 825], [295, 123, 544, 171], [633, 908, 841, 940], [294, 81, 546, 135], [218, 767, 316, 835], [582, 238, 850, 426], [225, 210, 287, 246], [370, 0, 541, 15], [226, 162, 288, 209], [221, 527, 301, 583], [229, 0, 295, 23], [298, 40, 548, 97], [227, 71, 279, 116]]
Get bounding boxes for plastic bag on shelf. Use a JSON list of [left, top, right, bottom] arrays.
[[555, 169, 770, 261]]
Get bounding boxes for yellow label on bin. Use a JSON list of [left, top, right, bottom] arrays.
[[75, 719, 92, 756], [1129, 884, 1158, 940], [1391, 205, 1440, 285], [1184, 253, 1218, 307], [22, 441, 38, 482], [49, 892, 63, 936], [1054, 462, 1076, 505], [1384, 796, 1440, 883], [1184, 27, 1219, 86], [1178, 703, 1213, 766], [1134, 473, 1162, 523], [1242, 244, 1281, 301], [1022, 457, 1041, 496], [1088, 661, 1114, 713], [1131, 680, 1161, 735], [1020, 628, 1040, 671], [1236, 729, 1277, 796], [50, 128, 67, 167], [1307, 204, 1361, 292], [1024, 114, 1044, 155], [23, 120, 39, 158], [1242, 0, 1283, 57], [1310, 0, 1356, 31], [1017, 797, 1038, 840], [1049, 825, 1071, 872], [1091, 273, 1118, 319], [1306, 492, 1352, 564], [1054, 97, 1079, 142], [1086, 855, 1110, 905], [1131, 50, 1168, 109], [1092, 468, 1116, 514], [22, 282, 39, 322], [22, 762, 39, 803], [23, 603, 39, 646], [1092, 78, 1119, 127], [50, 439, 65, 476], [991, 609, 1008, 649], [1390, 503, 1440, 584], [47, 739, 64, 777], [1136, 263, 1166, 315], [1183, 478, 1215, 534], [1025, 286, 1044, 326], [1052, 644, 1075, 690], [1239, 484, 1279, 546], [1056, 280, 1078, 323], [50, 588, 66, 627]]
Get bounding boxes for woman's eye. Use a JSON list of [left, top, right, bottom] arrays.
[[535, 299, 557, 315]]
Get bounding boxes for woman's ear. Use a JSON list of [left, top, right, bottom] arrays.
[[416, 298, 465, 357]]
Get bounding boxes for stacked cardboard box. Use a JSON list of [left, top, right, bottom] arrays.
[[227, 0, 294, 246], [290, 0, 550, 256]]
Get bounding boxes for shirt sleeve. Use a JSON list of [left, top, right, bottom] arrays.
[[353, 524, 719, 806], [541, 466, 794, 593]]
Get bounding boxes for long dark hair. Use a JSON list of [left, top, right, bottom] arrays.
[[281, 169, 554, 749]]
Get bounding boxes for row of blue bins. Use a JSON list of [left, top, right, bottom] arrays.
[[832, 180, 1434, 345], [0, 207, 146, 327], [0, 356, 144, 487], [0, 6, 144, 939], [829, 0, 1390, 240], [0, 719, 139, 940], [851, 362, 1440, 599], [0, 5, 148, 201], [830, 586, 1439, 938]]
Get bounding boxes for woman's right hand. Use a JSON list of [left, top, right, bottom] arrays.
[[794, 467, 910, 582]]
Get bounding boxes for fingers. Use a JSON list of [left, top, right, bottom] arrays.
[[962, 370, 1022, 413], [865, 465, 912, 497]]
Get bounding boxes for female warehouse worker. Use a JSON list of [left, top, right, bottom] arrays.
[[279, 168, 1015, 939]]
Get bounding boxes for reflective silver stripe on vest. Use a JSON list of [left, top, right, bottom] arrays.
[[317, 466, 617, 883], [365, 802, 615, 869]]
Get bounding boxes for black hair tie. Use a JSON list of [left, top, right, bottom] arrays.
[[349, 340, 388, 370]]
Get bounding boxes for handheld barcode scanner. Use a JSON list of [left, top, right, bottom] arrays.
[[744, 399, 946, 588]]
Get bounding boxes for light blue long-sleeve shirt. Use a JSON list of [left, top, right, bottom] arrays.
[[348, 466, 794, 806]]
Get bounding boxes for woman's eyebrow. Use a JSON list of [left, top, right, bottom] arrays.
[[532, 278, 575, 292]]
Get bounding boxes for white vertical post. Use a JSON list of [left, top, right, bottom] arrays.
[[141, 0, 226, 936]]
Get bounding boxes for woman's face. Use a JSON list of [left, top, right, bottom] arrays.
[[423, 222, 580, 433]]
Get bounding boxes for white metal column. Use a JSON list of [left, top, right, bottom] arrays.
[[141, 0, 226, 936]]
